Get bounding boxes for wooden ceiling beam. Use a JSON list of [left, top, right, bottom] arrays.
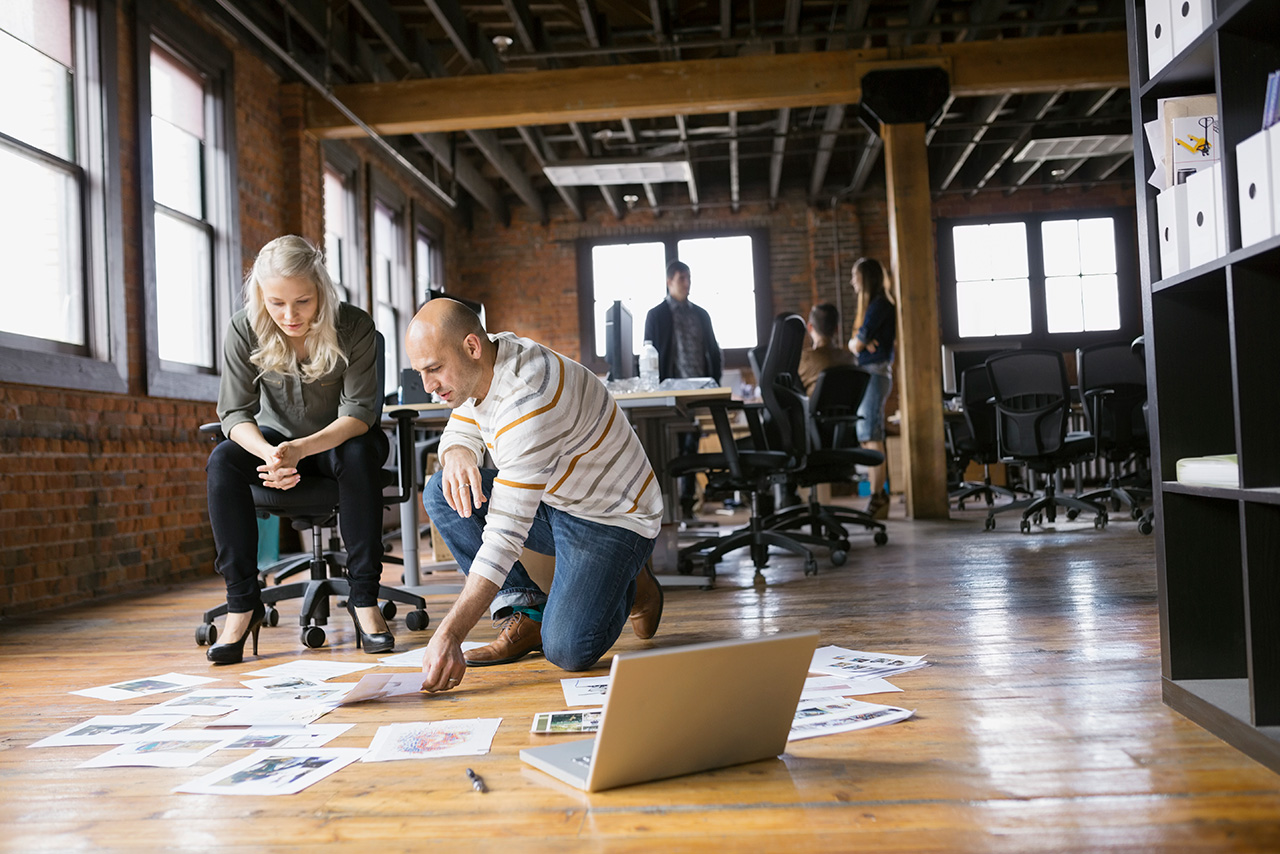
[[305, 31, 1129, 138]]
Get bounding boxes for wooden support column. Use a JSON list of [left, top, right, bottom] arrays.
[[882, 121, 949, 519]]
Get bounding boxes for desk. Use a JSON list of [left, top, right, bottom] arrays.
[[385, 387, 731, 585]]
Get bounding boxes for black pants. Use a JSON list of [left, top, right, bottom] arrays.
[[206, 427, 389, 613]]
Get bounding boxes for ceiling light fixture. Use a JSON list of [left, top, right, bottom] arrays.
[[543, 159, 692, 186], [1014, 134, 1132, 162], [492, 35, 514, 54]]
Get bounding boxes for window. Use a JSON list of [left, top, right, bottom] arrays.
[[322, 143, 363, 307], [938, 210, 1139, 350], [414, 221, 443, 306], [577, 230, 770, 373], [371, 178, 411, 395], [137, 2, 239, 401], [0, 0, 126, 392]]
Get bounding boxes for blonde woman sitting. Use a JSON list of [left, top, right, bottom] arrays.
[[206, 235, 392, 663]]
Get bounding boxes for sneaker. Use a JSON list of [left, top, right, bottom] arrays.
[[866, 491, 890, 520]]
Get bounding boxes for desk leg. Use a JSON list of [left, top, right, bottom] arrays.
[[400, 491, 420, 586]]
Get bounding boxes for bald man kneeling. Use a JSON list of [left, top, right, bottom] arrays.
[[406, 299, 664, 693]]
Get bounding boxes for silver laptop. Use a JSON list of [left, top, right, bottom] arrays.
[[520, 631, 819, 792]]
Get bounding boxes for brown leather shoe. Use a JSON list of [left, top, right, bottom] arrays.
[[629, 559, 664, 640], [464, 612, 543, 667]]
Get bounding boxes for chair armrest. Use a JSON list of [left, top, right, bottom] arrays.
[[681, 398, 755, 478], [200, 422, 224, 443], [385, 409, 419, 506]]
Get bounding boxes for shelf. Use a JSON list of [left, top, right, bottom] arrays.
[[1164, 679, 1280, 775], [1163, 481, 1280, 504]]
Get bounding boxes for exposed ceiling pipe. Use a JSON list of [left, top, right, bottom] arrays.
[[210, 0, 457, 209]]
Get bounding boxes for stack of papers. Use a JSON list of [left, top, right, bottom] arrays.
[[808, 647, 929, 681], [1175, 454, 1238, 487]]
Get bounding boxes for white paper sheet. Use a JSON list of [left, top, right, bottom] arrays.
[[798, 675, 900, 700], [242, 660, 375, 681], [174, 748, 366, 796], [788, 698, 915, 741], [337, 673, 426, 704], [560, 675, 611, 706], [209, 689, 350, 728], [376, 642, 486, 667], [145, 689, 260, 717], [79, 731, 235, 768], [362, 719, 502, 762], [28, 715, 182, 748], [70, 672, 218, 702], [808, 647, 928, 680], [216, 724, 354, 750], [240, 674, 329, 693]]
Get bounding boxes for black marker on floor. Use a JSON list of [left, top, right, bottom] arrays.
[[466, 767, 487, 793]]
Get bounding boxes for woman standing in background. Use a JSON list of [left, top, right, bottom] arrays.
[[847, 257, 896, 520]]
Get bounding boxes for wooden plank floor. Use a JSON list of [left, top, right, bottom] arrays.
[[3, 499, 1280, 852]]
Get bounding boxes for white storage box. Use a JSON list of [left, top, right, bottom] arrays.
[[1146, 0, 1175, 78], [1171, 0, 1213, 54], [1156, 183, 1190, 279], [1186, 164, 1224, 268], [1237, 129, 1274, 248], [1271, 125, 1280, 245]]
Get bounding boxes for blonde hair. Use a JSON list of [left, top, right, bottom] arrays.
[[244, 235, 346, 381]]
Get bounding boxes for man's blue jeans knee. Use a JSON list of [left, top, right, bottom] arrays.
[[424, 468, 655, 671]]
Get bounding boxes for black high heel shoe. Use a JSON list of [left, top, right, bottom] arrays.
[[346, 602, 395, 654], [207, 602, 266, 665]]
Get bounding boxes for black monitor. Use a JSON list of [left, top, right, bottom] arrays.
[[604, 300, 635, 380]]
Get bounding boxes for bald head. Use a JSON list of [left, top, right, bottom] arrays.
[[406, 298, 495, 406]]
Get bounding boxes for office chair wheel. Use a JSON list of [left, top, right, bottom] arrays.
[[1020, 519, 1032, 534], [957, 499, 966, 511], [195, 623, 217, 646], [1066, 508, 1080, 521], [1138, 516, 1154, 536], [873, 530, 888, 546], [381, 601, 397, 622], [301, 625, 326, 648], [804, 558, 819, 576], [1132, 507, 1145, 520], [1094, 513, 1108, 530], [264, 606, 280, 627], [830, 549, 847, 567], [984, 517, 996, 531], [405, 609, 430, 632]]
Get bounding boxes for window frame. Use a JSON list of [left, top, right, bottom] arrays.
[[0, 0, 127, 393], [370, 171, 412, 394], [936, 207, 1141, 351], [135, 0, 240, 401], [412, 201, 445, 307], [574, 228, 773, 376], [321, 141, 366, 310]]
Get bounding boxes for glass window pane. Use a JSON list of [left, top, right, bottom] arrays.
[[150, 46, 204, 139], [677, 235, 758, 350], [953, 223, 1028, 281], [0, 0, 73, 67], [1078, 217, 1117, 275], [956, 279, 1032, 338], [1045, 276, 1085, 333], [1041, 219, 1081, 277], [591, 242, 667, 356], [323, 168, 347, 297], [154, 211, 213, 367], [374, 204, 395, 303], [0, 146, 83, 344], [150, 117, 203, 217], [1081, 274, 1121, 330], [0, 28, 73, 159]]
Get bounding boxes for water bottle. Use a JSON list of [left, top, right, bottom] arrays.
[[639, 340, 660, 391]]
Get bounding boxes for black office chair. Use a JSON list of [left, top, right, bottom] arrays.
[[761, 364, 889, 561], [951, 364, 1019, 509], [983, 349, 1106, 533], [1076, 341, 1151, 522], [195, 332, 430, 649], [671, 314, 818, 581]]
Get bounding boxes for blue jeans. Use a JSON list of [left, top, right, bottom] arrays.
[[857, 369, 893, 443], [425, 468, 655, 671]]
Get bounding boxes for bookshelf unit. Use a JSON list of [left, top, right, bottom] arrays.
[[1128, 0, 1280, 774]]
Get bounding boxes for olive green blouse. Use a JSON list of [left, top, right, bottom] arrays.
[[216, 303, 380, 440]]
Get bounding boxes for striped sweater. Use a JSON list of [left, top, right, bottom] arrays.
[[436, 332, 664, 587]]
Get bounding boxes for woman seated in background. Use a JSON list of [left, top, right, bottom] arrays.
[[205, 235, 393, 663], [847, 257, 897, 520]]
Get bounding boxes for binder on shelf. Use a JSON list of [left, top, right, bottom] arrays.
[[1175, 454, 1238, 488], [1236, 129, 1275, 248], [1146, 0, 1174, 79], [1185, 164, 1224, 268], [1171, 0, 1212, 54], [1156, 183, 1190, 279]]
